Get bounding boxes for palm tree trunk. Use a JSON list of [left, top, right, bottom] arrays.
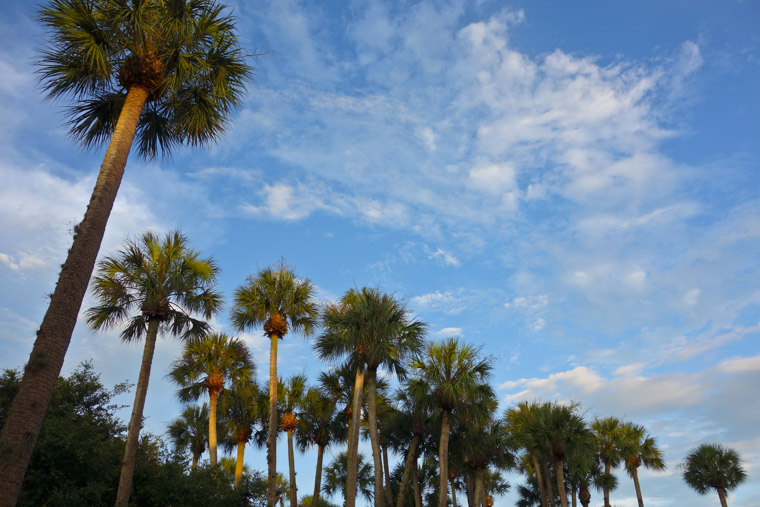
[[366, 368, 384, 507], [209, 390, 219, 466], [556, 458, 568, 507], [288, 429, 297, 507], [412, 459, 422, 507], [313, 445, 324, 506], [717, 487, 728, 507], [474, 467, 484, 507], [533, 454, 549, 507], [346, 367, 366, 507], [438, 409, 451, 507], [115, 317, 160, 507], [571, 484, 577, 507], [0, 85, 149, 507], [383, 442, 393, 506], [542, 461, 555, 507], [631, 467, 644, 507], [192, 452, 200, 470], [234, 440, 246, 487], [465, 473, 474, 507], [268, 333, 280, 507], [603, 461, 611, 507], [450, 473, 458, 507], [395, 433, 420, 507]]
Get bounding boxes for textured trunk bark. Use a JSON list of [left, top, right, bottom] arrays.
[[267, 333, 280, 507], [465, 473, 474, 507], [542, 461, 555, 507], [115, 317, 160, 506], [209, 390, 219, 466], [312, 445, 324, 506], [0, 85, 149, 507], [438, 409, 451, 507], [412, 459, 422, 507], [395, 433, 420, 507], [571, 484, 577, 507], [603, 461, 611, 507], [533, 454, 549, 507], [234, 440, 245, 487], [192, 452, 200, 470], [450, 474, 458, 507], [383, 442, 393, 507], [474, 467, 484, 507], [718, 487, 728, 507], [346, 367, 365, 507], [366, 368, 384, 507], [288, 429, 297, 507], [556, 457, 568, 507], [632, 467, 644, 507]]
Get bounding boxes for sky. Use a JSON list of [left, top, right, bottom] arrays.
[[1, 0, 759, 505]]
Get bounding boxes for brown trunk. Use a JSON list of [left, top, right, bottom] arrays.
[[542, 461, 555, 507], [234, 440, 246, 488], [438, 409, 451, 507], [412, 459, 422, 507], [465, 473, 474, 507], [474, 467, 484, 507], [533, 454, 549, 507], [115, 317, 160, 506], [0, 85, 149, 507], [450, 474, 458, 507], [632, 467, 644, 507], [556, 457, 568, 507], [366, 368, 384, 507], [192, 452, 200, 470], [346, 367, 365, 507], [395, 433, 420, 507], [267, 332, 281, 507], [571, 484, 577, 507], [383, 442, 393, 507], [718, 487, 728, 507], [288, 429, 297, 507], [312, 444, 324, 506], [209, 389, 219, 466], [603, 461, 611, 507]]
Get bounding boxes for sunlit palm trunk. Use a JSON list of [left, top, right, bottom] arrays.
[[631, 467, 645, 507], [346, 367, 365, 507], [395, 433, 420, 507], [383, 442, 393, 506], [475, 467, 486, 507], [366, 368, 384, 507], [556, 458, 569, 507], [0, 85, 149, 507], [287, 429, 297, 507], [312, 445, 324, 505], [267, 332, 280, 507], [718, 487, 728, 507], [234, 440, 246, 487], [533, 454, 550, 507], [116, 316, 160, 507], [438, 409, 451, 507], [209, 391, 219, 466]]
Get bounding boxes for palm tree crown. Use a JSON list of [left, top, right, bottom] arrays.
[[168, 403, 209, 470], [682, 443, 747, 505]]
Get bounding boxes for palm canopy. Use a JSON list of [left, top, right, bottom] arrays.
[[296, 387, 340, 452], [323, 451, 374, 504], [86, 230, 222, 341], [619, 423, 666, 476], [681, 443, 747, 496], [220, 383, 260, 452], [167, 403, 209, 467], [38, 0, 252, 158]]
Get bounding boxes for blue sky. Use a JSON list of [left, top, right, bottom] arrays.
[[1, 0, 759, 505]]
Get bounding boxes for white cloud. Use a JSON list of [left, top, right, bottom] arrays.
[[428, 247, 461, 267], [435, 327, 463, 336]]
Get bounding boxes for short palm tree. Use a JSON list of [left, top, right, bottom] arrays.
[[86, 230, 222, 505], [168, 403, 210, 470], [506, 401, 553, 507], [323, 451, 374, 505], [220, 382, 260, 487], [391, 385, 434, 507], [619, 422, 666, 507], [409, 338, 493, 507], [297, 387, 341, 507], [168, 333, 254, 468], [682, 443, 747, 507], [279, 374, 308, 506], [316, 287, 426, 507], [0, 3, 250, 499], [230, 262, 318, 506], [592, 417, 623, 507]]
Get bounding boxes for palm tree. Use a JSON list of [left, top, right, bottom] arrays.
[[220, 383, 260, 487], [279, 374, 308, 506], [619, 422, 665, 507], [506, 401, 552, 507], [0, 3, 250, 499], [592, 417, 623, 507], [87, 230, 222, 506], [168, 333, 254, 468], [168, 403, 210, 470], [316, 287, 426, 507], [681, 443, 747, 507], [462, 419, 515, 507], [323, 451, 374, 505], [409, 338, 493, 507], [297, 386, 341, 507], [391, 385, 433, 507], [230, 261, 318, 506]]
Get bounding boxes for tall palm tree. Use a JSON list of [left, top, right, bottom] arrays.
[[323, 451, 374, 505], [231, 262, 318, 506], [409, 338, 493, 507], [0, 3, 250, 499], [87, 230, 222, 506], [391, 385, 433, 507], [296, 387, 341, 507], [168, 403, 210, 470], [220, 382, 260, 487], [619, 422, 665, 507], [462, 419, 515, 507], [168, 333, 254, 468], [506, 401, 552, 507], [681, 443, 747, 507], [279, 374, 308, 506], [317, 287, 426, 507], [592, 417, 623, 507]]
